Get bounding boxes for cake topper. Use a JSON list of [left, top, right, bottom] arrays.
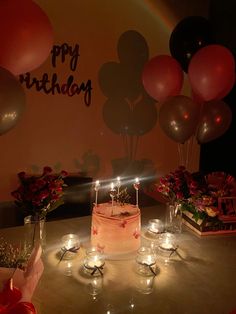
[[114, 187, 131, 205]]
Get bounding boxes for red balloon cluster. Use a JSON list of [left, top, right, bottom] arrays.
[[0, 0, 53, 136], [141, 16, 234, 144]]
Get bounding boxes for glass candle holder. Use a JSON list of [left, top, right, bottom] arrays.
[[148, 219, 164, 234], [84, 247, 105, 276], [158, 232, 176, 251], [135, 247, 157, 276], [61, 233, 80, 260]]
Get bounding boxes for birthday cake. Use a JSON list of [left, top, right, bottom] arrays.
[[91, 202, 141, 256]]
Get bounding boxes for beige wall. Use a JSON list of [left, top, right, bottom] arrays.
[[0, 0, 200, 201]]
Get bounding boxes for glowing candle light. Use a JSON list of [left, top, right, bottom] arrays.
[[94, 180, 100, 206], [159, 232, 176, 250], [110, 182, 116, 207], [117, 176, 121, 198], [133, 177, 140, 208]]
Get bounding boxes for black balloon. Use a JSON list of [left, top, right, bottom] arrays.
[[169, 16, 214, 72]]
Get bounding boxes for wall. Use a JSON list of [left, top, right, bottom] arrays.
[[0, 0, 200, 201]]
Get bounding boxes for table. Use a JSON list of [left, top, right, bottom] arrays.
[[1, 205, 236, 314]]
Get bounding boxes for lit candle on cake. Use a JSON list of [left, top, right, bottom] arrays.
[[117, 176, 121, 198], [110, 182, 116, 207], [133, 177, 140, 208], [94, 180, 100, 206]]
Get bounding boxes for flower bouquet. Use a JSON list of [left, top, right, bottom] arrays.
[[11, 166, 68, 250], [157, 166, 236, 235], [11, 166, 68, 219]]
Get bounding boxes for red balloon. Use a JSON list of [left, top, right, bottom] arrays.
[[142, 55, 183, 103], [0, 0, 53, 75], [196, 100, 232, 144], [189, 45, 235, 101]]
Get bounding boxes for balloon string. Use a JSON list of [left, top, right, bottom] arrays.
[[122, 134, 128, 160], [133, 135, 139, 161], [177, 143, 184, 166], [130, 135, 133, 161]]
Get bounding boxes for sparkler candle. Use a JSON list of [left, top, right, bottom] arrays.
[[94, 180, 100, 206], [133, 177, 140, 207]]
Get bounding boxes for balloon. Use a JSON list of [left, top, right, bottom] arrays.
[[103, 98, 131, 134], [188, 45, 235, 101], [0, 67, 26, 135], [159, 95, 200, 143], [169, 16, 214, 72], [142, 55, 183, 103], [98, 62, 130, 98], [131, 94, 157, 135], [117, 30, 149, 69], [0, 0, 53, 75], [196, 100, 232, 144]]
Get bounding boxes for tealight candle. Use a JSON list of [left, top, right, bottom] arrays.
[[136, 247, 157, 276], [61, 233, 80, 260], [159, 232, 176, 251], [84, 247, 105, 276], [148, 219, 164, 234]]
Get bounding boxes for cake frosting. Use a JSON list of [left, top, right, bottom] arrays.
[[91, 202, 141, 256]]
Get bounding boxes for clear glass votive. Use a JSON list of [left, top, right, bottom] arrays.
[[61, 233, 80, 260], [158, 232, 176, 251], [148, 219, 164, 234], [84, 247, 105, 276], [135, 247, 157, 276], [135, 276, 155, 294]]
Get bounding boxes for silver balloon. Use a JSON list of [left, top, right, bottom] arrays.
[[159, 95, 200, 143], [0, 66, 25, 135]]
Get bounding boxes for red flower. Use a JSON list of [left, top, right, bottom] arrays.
[[43, 166, 52, 175], [12, 166, 67, 218], [60, 170, 68, 177], [17, 171, 26, 180]]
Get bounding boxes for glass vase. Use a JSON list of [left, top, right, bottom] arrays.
[[165, 202, 182, 234], [24, 215, 46, 253]]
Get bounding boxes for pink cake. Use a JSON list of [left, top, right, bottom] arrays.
[[91, 202, 141, 256]]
